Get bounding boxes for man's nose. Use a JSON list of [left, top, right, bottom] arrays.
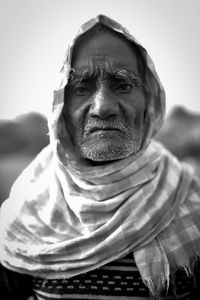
[[88, 84, 119, 119]]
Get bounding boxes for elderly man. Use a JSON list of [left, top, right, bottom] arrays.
[[1, 15, 200, 300]]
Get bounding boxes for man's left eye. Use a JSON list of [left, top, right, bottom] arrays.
[[114, 83, 133, 93]]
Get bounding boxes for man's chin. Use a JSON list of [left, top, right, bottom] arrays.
[[79, 140, 138, 162]]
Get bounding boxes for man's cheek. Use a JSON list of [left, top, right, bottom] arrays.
[[130, 106, 145, 129]]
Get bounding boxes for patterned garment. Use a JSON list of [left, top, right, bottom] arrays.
[[33, 253, 197, 300], [1, 15, 200, 298]]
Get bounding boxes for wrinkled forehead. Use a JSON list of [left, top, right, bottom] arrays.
[[71, 26, 141, 78]]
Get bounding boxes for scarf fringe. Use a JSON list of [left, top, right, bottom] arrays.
[[143, 276, 169, 299], [143, 255, 200, 298]]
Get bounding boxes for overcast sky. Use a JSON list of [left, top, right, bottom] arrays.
[[1, 0, 200, 119]]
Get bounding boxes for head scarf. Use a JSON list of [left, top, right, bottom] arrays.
[[50, 14, 165, 170], [1, 15, 200, 296]]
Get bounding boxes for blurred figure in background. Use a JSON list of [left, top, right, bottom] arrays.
[[0, 113, 49, 205], [0, 15, 200, 300], [155, 106, 200, 177]]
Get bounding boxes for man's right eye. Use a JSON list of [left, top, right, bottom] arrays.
[[73, 85, 90, 96]]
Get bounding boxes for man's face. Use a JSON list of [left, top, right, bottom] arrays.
[[64, 30, 146, 163]]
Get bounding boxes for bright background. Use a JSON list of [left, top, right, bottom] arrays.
[[1, 0, 200, 119]]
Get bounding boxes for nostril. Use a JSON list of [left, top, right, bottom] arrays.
[[89, 100, 117, 119]]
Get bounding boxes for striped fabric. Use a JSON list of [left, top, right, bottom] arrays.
[[33, 253, 196, 300], [1, 15, 200, 298]]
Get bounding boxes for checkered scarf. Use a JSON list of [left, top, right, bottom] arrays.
[[1, 15, 200, 296]]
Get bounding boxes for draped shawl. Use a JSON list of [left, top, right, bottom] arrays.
[[1, 15, 200, 296]]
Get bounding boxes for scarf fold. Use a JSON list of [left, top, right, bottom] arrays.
[[1, 140, 200, 296]]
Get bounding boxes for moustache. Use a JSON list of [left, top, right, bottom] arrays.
[[84, 119, 127, 136]]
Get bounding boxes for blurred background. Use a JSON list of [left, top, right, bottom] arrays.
[[0, 0, 200, 204]]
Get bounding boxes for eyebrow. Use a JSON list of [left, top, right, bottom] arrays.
[[68, 68, 143, 87], [111, 70, 143, 87]]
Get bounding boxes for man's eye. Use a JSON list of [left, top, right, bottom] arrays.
[[73, 86, 90, 96], [114, 83, 133, 93]]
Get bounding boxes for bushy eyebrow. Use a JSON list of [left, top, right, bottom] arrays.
[[111, 70, 143, 87], [68, 68, 143, 87]]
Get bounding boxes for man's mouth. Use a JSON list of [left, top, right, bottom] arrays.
[[83, 120, 127, 138], [88, 127, 122, 134], [83, 127, 126, 140]]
